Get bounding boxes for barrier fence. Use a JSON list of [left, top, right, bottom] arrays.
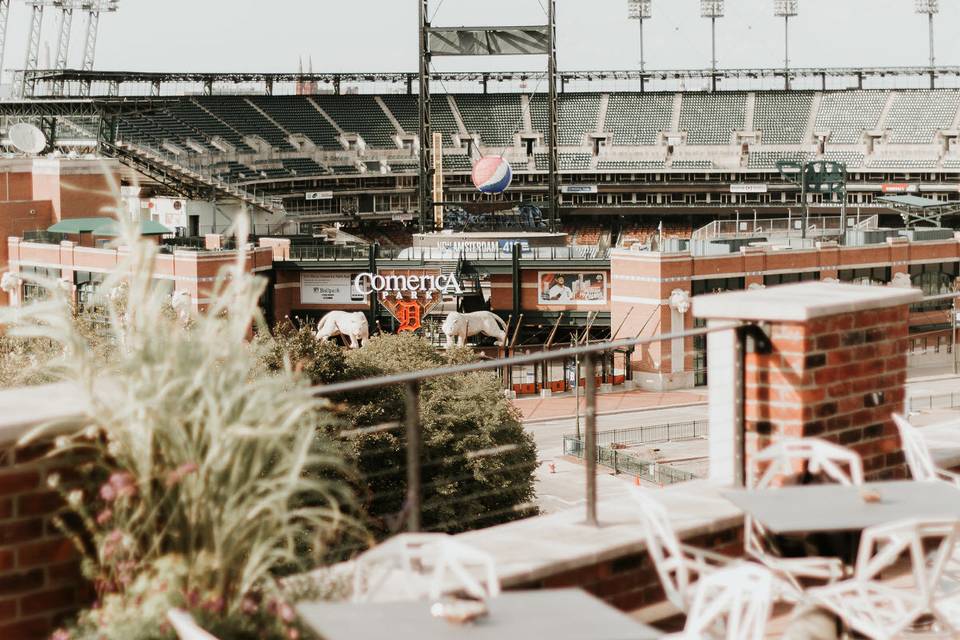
[[908, 392, 960, 413], [562, 438, 698, 486]]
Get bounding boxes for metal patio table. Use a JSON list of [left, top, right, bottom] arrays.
[[297, 588, 663, 640], [723, 480, 960, 535]]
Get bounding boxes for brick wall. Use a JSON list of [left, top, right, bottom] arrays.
[[744, 305, 910, 479], [507, 523, 743, 613], [0, 440, 89, 639]]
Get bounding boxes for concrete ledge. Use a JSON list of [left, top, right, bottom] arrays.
[[693, 281, 922, 322], [0, 382, 87, 446], [456, 480, 743, 589]]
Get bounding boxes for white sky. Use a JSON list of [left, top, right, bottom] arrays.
[[1, 0, 956, 74]]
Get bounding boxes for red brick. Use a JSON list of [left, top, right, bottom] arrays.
[[0, 617, 53, 640], [0, 598, 16, 622], [16, 491, 62, 518], [20, 586, 78, 617], [0, 472, 40, 496], [17, 539, 76, 569], [0, 519, 42, 546], [0, 569, 43, 596], [0, 549, 13, 572]]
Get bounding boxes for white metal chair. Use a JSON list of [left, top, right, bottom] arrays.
[[351, 533, 500, 603], [666, 563, 778, 640], [167, 610, 221, 640], [632, 489, 734, 613], [745, 438, 864, 596], [804, 518, 960, 639], [892, 413, 960, 487]]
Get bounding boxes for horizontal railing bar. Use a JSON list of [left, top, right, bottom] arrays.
[[311, 322, 748, 397]]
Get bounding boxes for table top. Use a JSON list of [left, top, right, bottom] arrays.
[[297, 588, 663, 640], [723, 480, 960, 535]]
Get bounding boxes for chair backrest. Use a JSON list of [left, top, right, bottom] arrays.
[[892, 413, 938, 482], [750, 437, 864, 489], [681, 564, 776, 640], [167, 610, 221, 640], [632, 489, 690, 612], [352, 533, 500, 603], [855, 518, 960, 607]]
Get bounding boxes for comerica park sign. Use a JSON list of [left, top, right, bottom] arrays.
[[353, 273, 463, 298], [352, 272, 463, 333]]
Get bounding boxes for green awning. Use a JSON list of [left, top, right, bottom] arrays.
[[47, 217, 172, 236]]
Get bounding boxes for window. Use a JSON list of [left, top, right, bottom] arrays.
[[75, 271, 106, 312], [19, 265, 62, 303], [910, 262, 958, 312], [838, 267, 891, 286], [764, 271, 820, 287], [692, 277, 745, 296]]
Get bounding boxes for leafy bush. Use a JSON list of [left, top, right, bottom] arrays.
[[4, 216, 366, 639], [269, 329, 539, 539]]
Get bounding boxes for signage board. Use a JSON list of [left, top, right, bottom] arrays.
[[730, 184, 768, 194], [560, 185, 598, 195], [538, 272, 607, 306], [353, 272, 463, 298], [305, 191, 334, 201], [881, 183, 919, 194], [300, 273, 364, 305]]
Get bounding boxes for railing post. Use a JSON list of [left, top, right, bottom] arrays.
[[583, 352, 598, 527], [404, 381, 421, 532]]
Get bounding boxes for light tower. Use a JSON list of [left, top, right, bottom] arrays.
[[774, 0, 797, 90], [915, 0, 938, 88], [700, 0, 723, 91], [626, 0, 651, 73]]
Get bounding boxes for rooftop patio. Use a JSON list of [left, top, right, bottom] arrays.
[[2, 281, 960, 639]]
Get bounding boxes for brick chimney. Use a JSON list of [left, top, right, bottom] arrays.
[[693, 282, 922, 483]]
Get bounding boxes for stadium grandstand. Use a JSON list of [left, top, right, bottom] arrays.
[[7, 67, 960, 233]]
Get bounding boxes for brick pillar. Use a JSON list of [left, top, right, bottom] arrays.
[[694, 282, 922, 482]]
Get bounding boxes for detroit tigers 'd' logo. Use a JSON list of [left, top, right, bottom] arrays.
[[394, 300, 422, 332]]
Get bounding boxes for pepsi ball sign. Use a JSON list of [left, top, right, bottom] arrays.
[[471, 156, 513, 194]]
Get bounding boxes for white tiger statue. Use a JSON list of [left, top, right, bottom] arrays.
[[316, 311, 369, 349], [442, 311, 508, 348]]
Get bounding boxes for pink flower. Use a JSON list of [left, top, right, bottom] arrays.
[[109, 472, 137, 499], [202, 596, 224, 614], [278, 602, 296, 623], [287, 629, 300, 640], [241, 598, 259, 614], [51, 629, 71, 640], [165, 462, 199, 488], [95, 509, 112, 525], [101, 529, 124, 560], [99, 483, 117, 503]]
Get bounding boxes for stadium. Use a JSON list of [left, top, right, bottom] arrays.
[[2, 0, 960, 393], [7, 2, 960, 639]]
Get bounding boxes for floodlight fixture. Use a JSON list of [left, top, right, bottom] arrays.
[[627, 0, 651, 19], [774, 0, 798, 88], [700, 0, 724, 18], [627, 0, 651, 71], [774, 0, 798, 17], [914, 0, 938, 82]]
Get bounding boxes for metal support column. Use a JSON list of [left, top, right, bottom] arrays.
[[0, 0, 9, 92], [53, 5, 74, 95], [783, 16, 789, 90], [928, 13, 936, 89], [21, 3, 44, 98], [583, 353, 598, 526], [711, 17, 717, 92], [404, 381, 422, 532], [418, 0, 433, 233], [547, 0, 560, 233]]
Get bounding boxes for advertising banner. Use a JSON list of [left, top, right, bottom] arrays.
[[538, 272, 607, 306], [301, 273, 364, 305]]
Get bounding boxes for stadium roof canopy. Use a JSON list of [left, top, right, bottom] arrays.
[[48, 217, 171, 236], [877, 195, 960, 227]]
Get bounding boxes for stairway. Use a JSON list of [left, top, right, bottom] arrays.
[[100, 140, 286, 216]]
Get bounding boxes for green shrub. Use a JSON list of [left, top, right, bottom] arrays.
[[270, 330, 539, 538]]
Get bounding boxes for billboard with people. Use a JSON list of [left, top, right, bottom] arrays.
[[538, 272, 607, 306]]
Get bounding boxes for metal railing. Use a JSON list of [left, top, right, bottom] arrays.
[[564, 420, 707, 449], [691, 214, 878, 241], [561, 439, 698, 486], [287, 244, 609, 263], [908, 392, 960, 413], [310, 322, 746, 531]]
